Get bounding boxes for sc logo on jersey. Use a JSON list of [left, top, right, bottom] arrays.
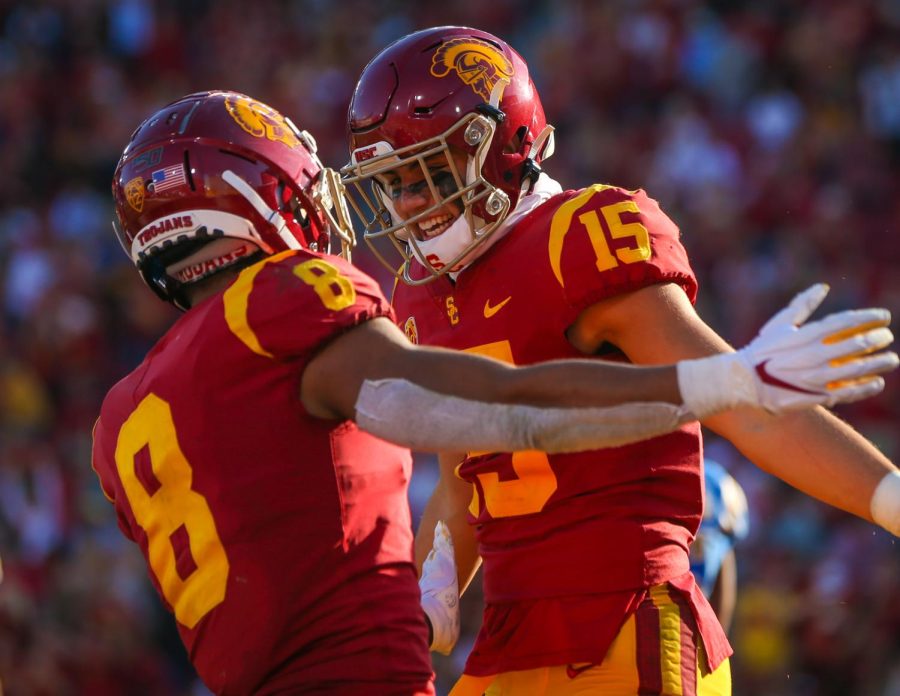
[[430, 38, 514, 101]]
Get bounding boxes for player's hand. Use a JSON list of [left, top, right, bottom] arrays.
[[419, 521, 460, 655], [677, 284, 899, 418], [736, 283, 898, 411]]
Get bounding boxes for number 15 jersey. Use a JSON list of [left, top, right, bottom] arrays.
[[392, 184, 731, 678], [92, 251, 433, 695]]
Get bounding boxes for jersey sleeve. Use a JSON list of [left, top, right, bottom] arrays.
[[90, 408, 140, 543], [224, 250, 395, 361], [546, 185, 698, 312]]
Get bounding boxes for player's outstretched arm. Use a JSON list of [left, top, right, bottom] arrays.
[[567, 281, 900, 536], [300, 285, 896, 456], [677, 283, 897, 415]]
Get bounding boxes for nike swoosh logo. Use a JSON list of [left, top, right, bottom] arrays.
[[755, 359, 821, 394], [566, 663, 595, 679], [483, 296, 512, 318]]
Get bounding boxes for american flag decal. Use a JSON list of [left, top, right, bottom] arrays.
[[151, 164, 187, 193]]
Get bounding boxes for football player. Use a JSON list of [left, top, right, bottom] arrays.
[[690, 460, 750, 634], [341, 27, 900, 696]]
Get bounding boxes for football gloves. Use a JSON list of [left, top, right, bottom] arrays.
[[678, 283, 898, 418], [419, 521, 460, 655]]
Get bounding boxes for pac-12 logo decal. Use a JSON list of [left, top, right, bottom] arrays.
[[224, 94, 300, 150], [403, 316, 419, 344], [125, 176, 145, 212], [430, 38, 514, 101]]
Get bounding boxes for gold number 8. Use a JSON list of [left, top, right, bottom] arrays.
[[294, 259, 356, 311], [114, 394, 229, 628]]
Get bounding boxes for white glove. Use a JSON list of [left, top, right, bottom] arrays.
[[678, 284, 899, 418], [419, 521, 460, 655]]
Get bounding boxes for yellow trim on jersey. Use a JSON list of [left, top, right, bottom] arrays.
[[222, 250, 295, 358], [650, 583, 685, 695], [548, 184, 614, 287]]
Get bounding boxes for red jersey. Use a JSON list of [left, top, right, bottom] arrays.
[[392, 185, 730, 676], [92, 251, 433, 695]]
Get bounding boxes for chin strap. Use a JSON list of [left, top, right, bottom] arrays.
[[519, 124, 556, 197], [531, 124, 556, 161], [139, 253, 190, 310]]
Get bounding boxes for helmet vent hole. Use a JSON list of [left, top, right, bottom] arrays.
[[503, 126, 528, 154], [183, 151, 196, 191], [414, 107, 433, 116]]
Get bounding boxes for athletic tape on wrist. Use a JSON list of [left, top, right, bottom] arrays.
[[870, 470, 900, 536], [676, 353, 754, 419]]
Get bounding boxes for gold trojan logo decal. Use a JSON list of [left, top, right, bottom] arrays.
[[225, 94, 300, 149], [125, 176, 145, 212], [430, 38, 514, 101]]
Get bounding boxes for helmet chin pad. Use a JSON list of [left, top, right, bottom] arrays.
[[134, 219, 265, 310]]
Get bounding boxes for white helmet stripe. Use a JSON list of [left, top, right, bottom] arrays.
[[222, 170, 301, 250]]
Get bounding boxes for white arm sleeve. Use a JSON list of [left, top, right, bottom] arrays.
[[354, 378, 695, 454]]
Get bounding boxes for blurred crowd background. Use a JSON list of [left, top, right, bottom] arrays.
[[0, 0, 898, 694]]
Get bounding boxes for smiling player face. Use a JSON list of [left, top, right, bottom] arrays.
[[377, 148, 468, 242]]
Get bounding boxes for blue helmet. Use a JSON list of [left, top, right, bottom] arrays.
[[690, 459, 750, 596]]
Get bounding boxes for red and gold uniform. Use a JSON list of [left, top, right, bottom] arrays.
[[92, 251, 433, 696], [393, 185, 731, 687]]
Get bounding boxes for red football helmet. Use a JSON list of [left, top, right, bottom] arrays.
[[112, 90, 353, 309], [342, 26, 555, 284]]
